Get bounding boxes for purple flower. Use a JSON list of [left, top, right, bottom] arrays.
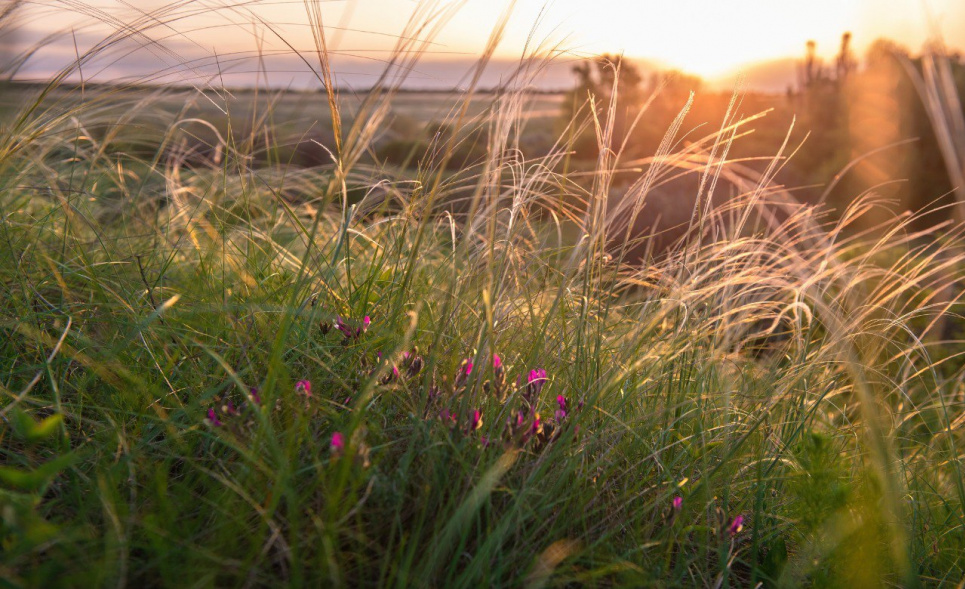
[[554, 395, 568, 421], [335, 316, 352, 338], [728, 515, 744, 537], [295, 380, 312, 398], [249, 387, 261, 405], [206, 408, 222, 427], [331, 431, 345, 454], [223, 400, 241, 416], [673, 496, 683, 511], [335, 315, 370, 340]]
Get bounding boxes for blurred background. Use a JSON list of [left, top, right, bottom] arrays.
[[2, 0, 965, 238]]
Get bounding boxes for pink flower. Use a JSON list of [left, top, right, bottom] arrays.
[[493, 354, 502, 370], [524, 368, 548, 401], [331, 431, 345, 454], [335, 315, 370, 340], [469, 410, 483, 431], [531, 413, 543, 436], [728, 515, 744, 537], [295, 380, 312, 397], [554, 395, 568, 421], [206, 408, 222, 427], [440, 409, 457, 427], [672, 496, 683, 511], [463, 360, 474, 375], [529, 369, 547, 386]]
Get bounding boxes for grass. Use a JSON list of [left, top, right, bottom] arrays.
[[1, 2, 965, 587]]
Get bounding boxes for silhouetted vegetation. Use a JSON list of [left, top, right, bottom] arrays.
[[561, 36, 965, 234]]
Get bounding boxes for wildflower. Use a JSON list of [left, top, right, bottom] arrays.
[[455, 358, 474, 388], [728, 515, 744, 537], [295, 380, 312, 398], [531, 413, 543, 436], [673, 496, 683, 511], [331, 431, 345, 455], [524, 368, 548, 402], [554, 395, 568, 422], [206, 408, 222, 427], [335, 315, 370, 341], [222, 400, 241, 416], [249, 387, 261, 405], [406, 353, 424, 378], [440, 409, 457, 428], [469, 409, 483, 431], [335, 316, 352, 338]]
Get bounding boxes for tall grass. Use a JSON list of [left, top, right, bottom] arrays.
[[1, 2, 964, 586]]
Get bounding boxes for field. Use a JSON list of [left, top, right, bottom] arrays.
[[2, 8, 965, 589]]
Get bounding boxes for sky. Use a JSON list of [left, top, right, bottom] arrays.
[[6, 0, 965, 91]]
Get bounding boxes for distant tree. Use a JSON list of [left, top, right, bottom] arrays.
[[646, 69, 702, 109], [801, 40, 826, 88], [835, 32, 857, 82], [559, 54, 645, 158], [864, 38, 910, 70]]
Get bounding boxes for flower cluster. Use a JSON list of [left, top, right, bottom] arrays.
[[204, 395, 257, 429], [319, 314, 371, 344], [199, 309, 750, 544], [427, 356, 583, 451]]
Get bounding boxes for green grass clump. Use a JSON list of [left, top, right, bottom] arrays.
[[1, 3, 965, 587]]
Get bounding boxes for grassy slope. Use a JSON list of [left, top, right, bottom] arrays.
[[1, 22, 965, 589]]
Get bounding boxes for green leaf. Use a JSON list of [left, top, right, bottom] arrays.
[[27, 414, 63, 442], [0, 453, 77, 492]]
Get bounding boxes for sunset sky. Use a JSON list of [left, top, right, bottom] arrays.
[[10, 0, 965, 89]]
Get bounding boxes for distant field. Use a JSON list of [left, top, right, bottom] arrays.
[[0, 82, 565, 132]]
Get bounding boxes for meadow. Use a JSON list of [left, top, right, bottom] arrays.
[[1, 4, 965, 588]]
